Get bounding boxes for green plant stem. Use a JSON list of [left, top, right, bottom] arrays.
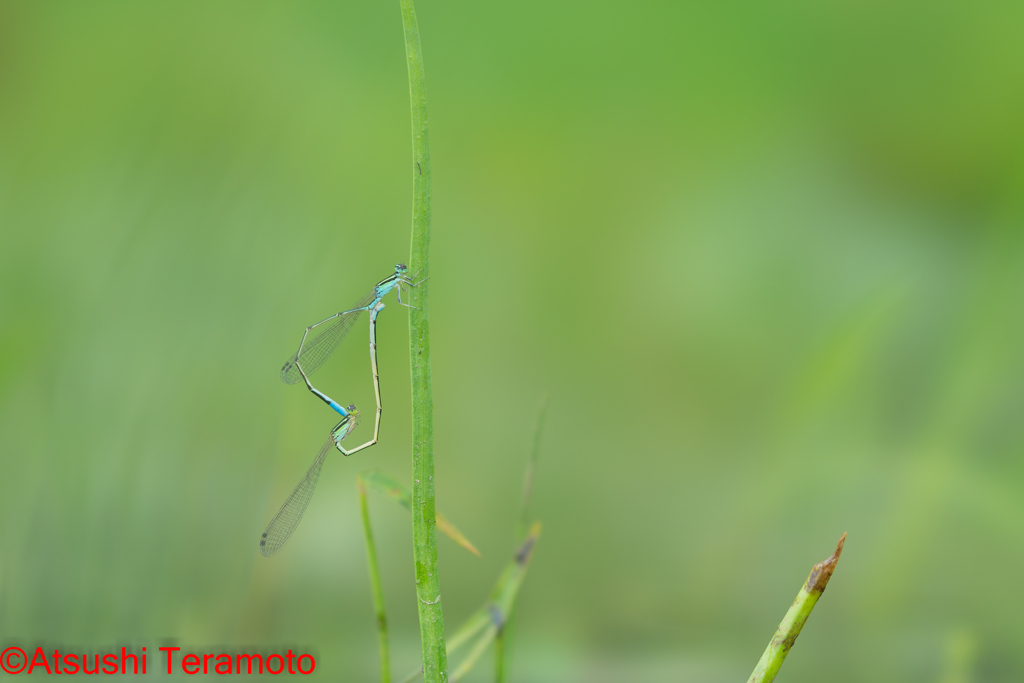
[[502, 396, 546, 681], [358, 475, 391, 683], [493, 395, 544, 679], [493, 630, 506, 683], [746, 533, 847, 683], [399, 0, 446, 680], [516, 394, 547, 541]]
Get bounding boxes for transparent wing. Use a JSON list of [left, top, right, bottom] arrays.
[[280, 290, 377, 384], [259, 438, 334, 557]]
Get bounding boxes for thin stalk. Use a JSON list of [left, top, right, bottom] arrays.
[[516, 394, 548, 541], [746, 533, 847, 683], [358, 475, 391, 683], [449, 625, 498, 682], [501, 394, 547, 680], [444, 610, 491, 655], [399, 0, 446, 680], [493, 631, 506, 683]]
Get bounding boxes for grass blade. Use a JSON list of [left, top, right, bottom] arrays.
[[746, 533, 847, 683], [358, 476, 391, 683], [493, 631, 507, 683], [449, 523, 542, 681], [516, 394, 547, 541], [449, 623, 499, 682], [360, 470, 480, 556], [500, 394, 547, 680]]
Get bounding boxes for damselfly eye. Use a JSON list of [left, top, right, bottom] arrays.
[[396, 263, 408, 271], [347, 404, 357, 413]]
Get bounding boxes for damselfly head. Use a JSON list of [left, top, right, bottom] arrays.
[[395, 263, 408, 274], [332, 407, 360, 443], [341, 405, 361, 427]]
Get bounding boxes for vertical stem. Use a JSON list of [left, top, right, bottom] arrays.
[[517, 394, 548, 541], [358, 476, 391, 683], [493, 631, 507, 683], [501, 394, 547, 680], [399, 0, 447, 681]]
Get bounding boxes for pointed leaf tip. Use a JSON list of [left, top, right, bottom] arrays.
[[805, 532, 847, 595], [436, 512, 481, 556]]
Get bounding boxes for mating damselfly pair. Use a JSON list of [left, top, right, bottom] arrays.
[[259, 264, 425, 557]]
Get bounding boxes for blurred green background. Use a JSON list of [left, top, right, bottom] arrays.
[[2, 1, 1023, 681]]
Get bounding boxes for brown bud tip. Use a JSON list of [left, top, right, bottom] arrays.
[[515, 522, 543, 566], [804, 532, 847, 595]]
